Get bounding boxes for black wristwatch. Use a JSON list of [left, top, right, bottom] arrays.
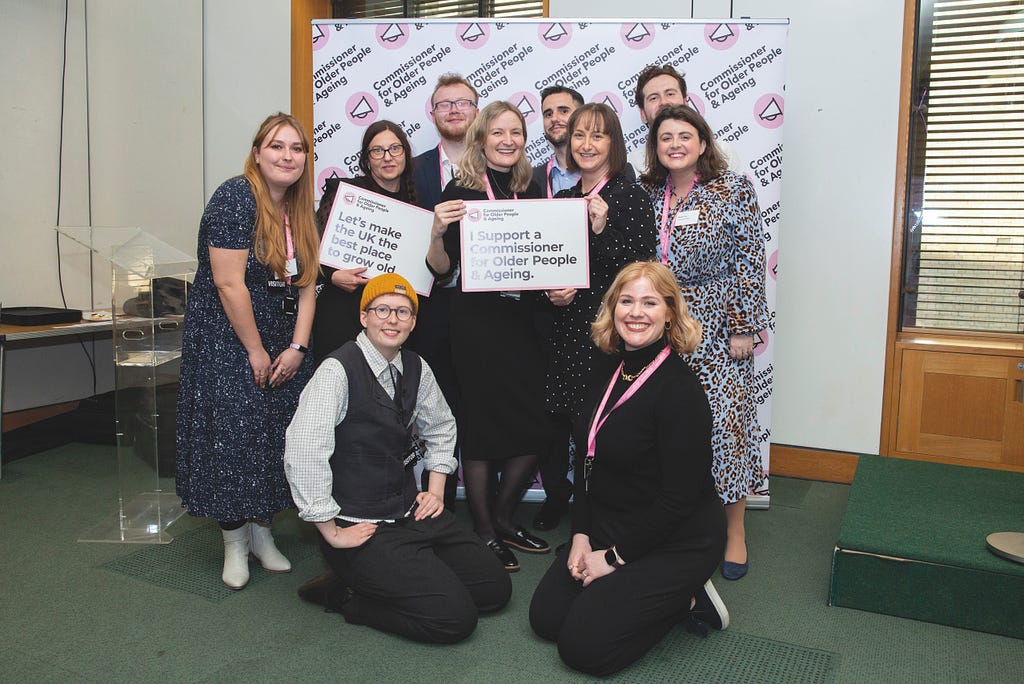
[[605, 547, 624, 568]]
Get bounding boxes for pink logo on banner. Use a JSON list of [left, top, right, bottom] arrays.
[[343, 192, 356, 205], [686, 94, 707, 116], [755, 94, 784, 129], [312, 24, 330, 51], [621, 23, 655, 49], [753, 329, 770, 357], [768, 249, 779, 281], [346, 92, 379, 126], [538, 23, 572, 47], [316, 167, 346, 197], [705, 24, 740, 50], [376, 23, 409, 49], [593, 92, 623, 115], [510, 92, 540, 125], [456, 23, 490, 49], [467, 209, 481, 222]]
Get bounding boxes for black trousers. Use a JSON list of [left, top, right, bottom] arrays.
[[321, 510, 511, 644], [538, 413, 572, 508], [529, 509, 725, 675]]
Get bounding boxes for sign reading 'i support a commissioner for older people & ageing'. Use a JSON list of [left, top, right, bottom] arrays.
[[459, 198, 589, 292], [318, 184, 435, 295]]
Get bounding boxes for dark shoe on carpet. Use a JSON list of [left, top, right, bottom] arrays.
[[297, 570, 354, 613], [721, 559, 749, 580], [486, 538, 520, 571], [532, 500, 568, 531], [499, 526, 551, 553], [684, 579, 730, 636]]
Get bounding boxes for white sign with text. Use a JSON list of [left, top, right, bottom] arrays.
[[319, 184, 434, 295], [459, 198, 589, 292]]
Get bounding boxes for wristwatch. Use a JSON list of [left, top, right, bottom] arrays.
[[289, 343, 309, 353], [605, 547, 624, 568]]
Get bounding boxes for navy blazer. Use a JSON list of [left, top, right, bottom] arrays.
[[412, 146, 444, 212]]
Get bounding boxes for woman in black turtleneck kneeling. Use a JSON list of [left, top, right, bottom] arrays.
[[529, 260, 729, 676]]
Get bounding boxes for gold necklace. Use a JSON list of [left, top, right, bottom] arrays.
[[620, 359, 654, 382]]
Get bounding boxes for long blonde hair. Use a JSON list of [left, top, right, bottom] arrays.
[[457, 102, 533, 193], [242, 112, 319, 288], [592, 261, 702, 355]]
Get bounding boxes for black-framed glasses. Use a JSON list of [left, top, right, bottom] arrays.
[[432, 99, 477, 113], [366, 304, 413, 321], [367, 144, 405, 160]]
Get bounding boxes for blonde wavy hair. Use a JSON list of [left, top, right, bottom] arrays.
[[592, 261, 702, 355], [242, 112, 319, 288], [457, 101, 533, 193]]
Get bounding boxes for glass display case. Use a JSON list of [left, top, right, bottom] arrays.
[[58, 227, 196, 543]]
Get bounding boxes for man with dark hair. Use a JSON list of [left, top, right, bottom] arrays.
[[531, 84, 584, 197], [629, 64, 740, 172], [285, 273, 511, 644]]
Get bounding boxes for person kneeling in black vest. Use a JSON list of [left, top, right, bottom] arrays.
[[284, 273, 511, 643]]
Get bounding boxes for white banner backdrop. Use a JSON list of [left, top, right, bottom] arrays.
[[312, 18, 787, 500]]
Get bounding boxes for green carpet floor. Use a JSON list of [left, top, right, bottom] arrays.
[[831, 455, 1024, 638], [1, 444, 1021, 682]]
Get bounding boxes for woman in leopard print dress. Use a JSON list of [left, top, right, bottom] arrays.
[[640, 105, 769, 580]]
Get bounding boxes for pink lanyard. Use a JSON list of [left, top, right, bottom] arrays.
[[483, 173, 518, 201], [586, 345, 672, 461], [584, 175, 609, 198], [658, 177, 696, 264], [283, 211, 294, 285], [545, 158, 555, 198]]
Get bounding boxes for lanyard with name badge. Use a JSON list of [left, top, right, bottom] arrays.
[[659, 178, 699, 264]]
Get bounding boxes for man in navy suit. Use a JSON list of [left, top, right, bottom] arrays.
[[410, 73, 480, 507], [412, 73, 479, 212]]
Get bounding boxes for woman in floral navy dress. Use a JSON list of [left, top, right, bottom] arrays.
[[177, 113, 319, 590]]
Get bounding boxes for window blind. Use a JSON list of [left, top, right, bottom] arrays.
[[903, 0, 1024, 333]]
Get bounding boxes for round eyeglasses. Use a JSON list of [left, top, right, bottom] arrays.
[[367, 144, 406, 160], [366, 304, 413, 321]]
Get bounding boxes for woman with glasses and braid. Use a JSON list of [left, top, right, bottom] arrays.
[[312, 120, 418, 363]]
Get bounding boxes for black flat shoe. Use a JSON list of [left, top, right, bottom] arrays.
[[486, 538, 520, 572], [498, 526, 551, 554], [532, 500, 568, 531], [684, 579, 730, 636], [297, 570, 355, 613]]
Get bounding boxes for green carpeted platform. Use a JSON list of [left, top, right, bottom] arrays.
[[830, 455, 1024, 638]]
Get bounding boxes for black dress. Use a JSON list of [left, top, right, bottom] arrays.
[[432, 169, 549, 462], [312, 176, 412, 362], [546, 173, 656, 417]]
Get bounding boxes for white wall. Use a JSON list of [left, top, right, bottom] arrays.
[[202, 0, 292, 202], [5, 0, 902, 457], [550, 0, 905, 455]]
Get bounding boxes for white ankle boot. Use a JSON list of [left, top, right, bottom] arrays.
[[221, 526, 250, 590], [248, 522, 291, 573]]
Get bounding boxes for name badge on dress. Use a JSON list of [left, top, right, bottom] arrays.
[[674, 210, 700, 226], [284, 258, 298, 277]]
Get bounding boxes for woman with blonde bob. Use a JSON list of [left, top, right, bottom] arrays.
[[177, 112, 318, 590], [426, 101, 552, 571], [530, 261, 729, 676]]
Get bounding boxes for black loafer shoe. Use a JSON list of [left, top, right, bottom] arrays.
[[499, 526, 551, 554], [486, 538, 520, 572], [685, 579, 729, 635], [297, 570, 354, 613], [532, 500, 568, 531]]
